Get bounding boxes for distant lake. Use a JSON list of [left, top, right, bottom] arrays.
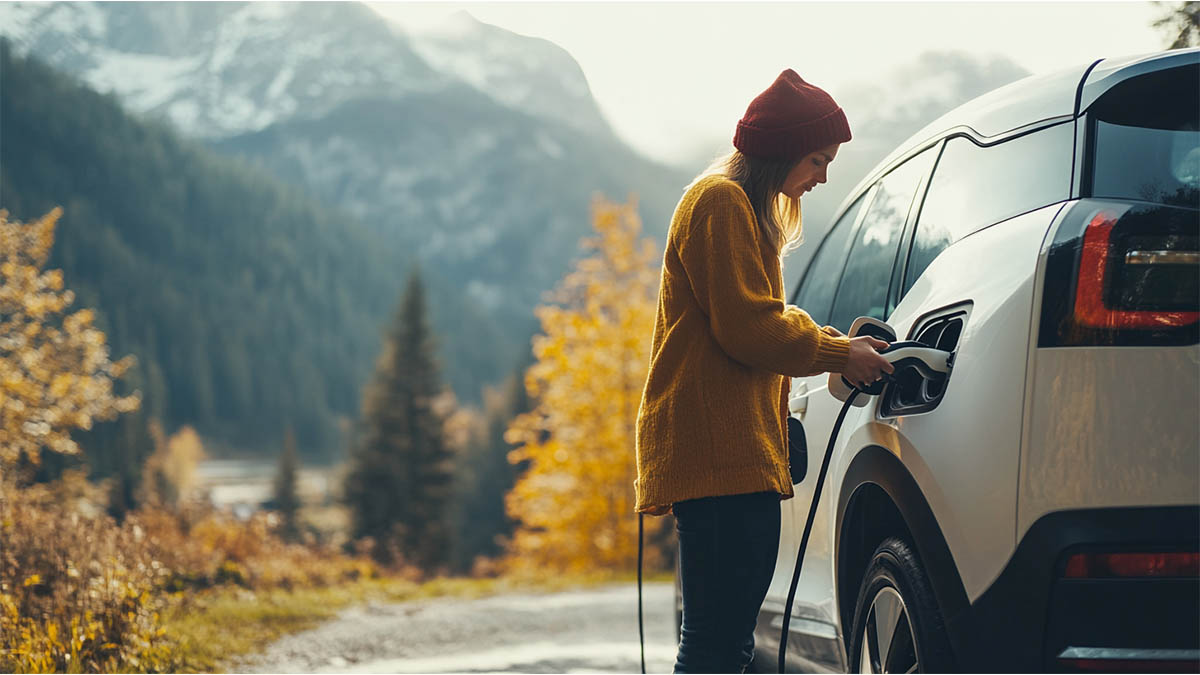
[[197, 459, 333, 511]]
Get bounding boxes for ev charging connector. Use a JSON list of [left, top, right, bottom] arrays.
[[828, 317, 953, 405]]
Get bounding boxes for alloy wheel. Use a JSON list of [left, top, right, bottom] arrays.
[[857, 586, 920, 673]]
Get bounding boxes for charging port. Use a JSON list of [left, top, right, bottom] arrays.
[[882, 310, 966, 416]]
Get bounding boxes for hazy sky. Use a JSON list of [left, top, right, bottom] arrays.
[[368, 1, 1170, 166]]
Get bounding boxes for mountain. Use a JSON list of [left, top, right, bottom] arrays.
[[0, 2, 612, 143], [0, 1, 691, 408], [0, 39, 426, 459], [406, 10, 613, 139], [210, 82, 682, 328], [0, 1, 442, 140]]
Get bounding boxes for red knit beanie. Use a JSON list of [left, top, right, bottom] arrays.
[[733, 69, 852, 161]]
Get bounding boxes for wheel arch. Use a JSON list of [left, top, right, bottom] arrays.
[[835, 444, 972, 666]]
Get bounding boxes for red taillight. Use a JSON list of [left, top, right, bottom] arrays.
[[1075, 210, 1200, 330], [1063, 551, 1200, 579]]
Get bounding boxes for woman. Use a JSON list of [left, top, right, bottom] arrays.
[[633, 69, 894, 674]]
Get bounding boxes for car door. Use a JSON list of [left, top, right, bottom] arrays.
[[766, 145, 938, 672], [759, 184, 870, 672]]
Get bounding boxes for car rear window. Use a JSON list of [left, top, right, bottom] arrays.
[[1089, 64, 1200, 209]]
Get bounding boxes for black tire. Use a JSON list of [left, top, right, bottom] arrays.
[[847, 537, 955, 673]]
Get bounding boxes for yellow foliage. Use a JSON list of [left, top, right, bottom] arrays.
[[0, 207, 141, 469], [0, 475, 173, 673], [501, 196, 670, 576], [0, 474, 384, 673], [139, 423, 207, 508]]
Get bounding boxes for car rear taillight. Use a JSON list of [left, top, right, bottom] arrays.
[[1040, 200, 1200, 347], [1063, 551, 1200, 579], [1075, 210, 1200, 330]]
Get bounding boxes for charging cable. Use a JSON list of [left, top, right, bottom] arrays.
[[638, 511, 646, 674], [778, 387, 861, 673]]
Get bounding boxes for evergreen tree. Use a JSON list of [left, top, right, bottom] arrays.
[[343, 265, 455, 572], [450, 355, 535, 574], [1153, 1, 1200, 48], [273, 426, 301, 541]]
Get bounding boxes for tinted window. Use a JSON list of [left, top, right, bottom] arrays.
[[904, 122, 1074, 294], [1091, 64, 1199, 209], [792, 192, 869, 326], [829, 147, 937, 332]]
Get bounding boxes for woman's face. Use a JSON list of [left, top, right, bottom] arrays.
[[782, 142, 841, 200]]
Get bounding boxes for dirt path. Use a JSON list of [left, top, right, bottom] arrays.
[[232, 581, 678, 673]]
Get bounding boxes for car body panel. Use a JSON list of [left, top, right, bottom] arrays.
[[764, 203, 1063, 670], [856, 203, 1064, 602], [766, 371, 850, 670], [1017, 344, 1200, 537]]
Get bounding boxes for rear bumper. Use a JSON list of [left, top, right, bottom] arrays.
[[949, 505, 1199, 672]]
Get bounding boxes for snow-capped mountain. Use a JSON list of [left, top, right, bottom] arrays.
[[0, 1, 441, 138], [405, 10, 612, 138], [0, 1, 611, 142], [0, 0, 690, 401]]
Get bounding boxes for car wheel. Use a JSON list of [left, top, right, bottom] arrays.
[[847, 537, 954, 673]]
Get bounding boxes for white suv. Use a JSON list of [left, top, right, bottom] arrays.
[[675, 48, 1200, 673]]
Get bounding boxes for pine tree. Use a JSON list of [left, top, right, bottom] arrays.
[[450, 356, 535, 574], [1153, 1, 1200, 48], [343, 265, 455, 572], [273, 426, 301, 541]]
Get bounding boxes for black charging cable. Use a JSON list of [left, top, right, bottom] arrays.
[[778, 388, 861, 673], [638, 511, 646, 674]]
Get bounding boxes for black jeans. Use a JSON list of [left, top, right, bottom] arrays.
[[672, 490, 781, 674]]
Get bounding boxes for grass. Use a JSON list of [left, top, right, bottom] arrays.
[[160, 568, 677, 672]]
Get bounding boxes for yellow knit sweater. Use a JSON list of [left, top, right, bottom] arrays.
[[634, 174, 852, 517]]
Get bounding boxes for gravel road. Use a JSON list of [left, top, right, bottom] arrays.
[[232, 581, 678, 673]]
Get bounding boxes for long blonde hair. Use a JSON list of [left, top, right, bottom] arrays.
[[686, 149, 804, 261]]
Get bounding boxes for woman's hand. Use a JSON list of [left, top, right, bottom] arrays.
[[842, 336, 894, 389]]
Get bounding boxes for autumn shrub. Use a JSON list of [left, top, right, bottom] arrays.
[[131, 504, 382, 592], [0, 468, 390, 673], [0, 472, 172, 673]]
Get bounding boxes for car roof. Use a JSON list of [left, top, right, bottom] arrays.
[[872, 60, 1093, 174], [833, 48, 1200, 223], [1079, 47, 1200, 113]]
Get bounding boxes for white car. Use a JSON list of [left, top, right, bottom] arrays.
[[676, 48, 1199, 673]]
